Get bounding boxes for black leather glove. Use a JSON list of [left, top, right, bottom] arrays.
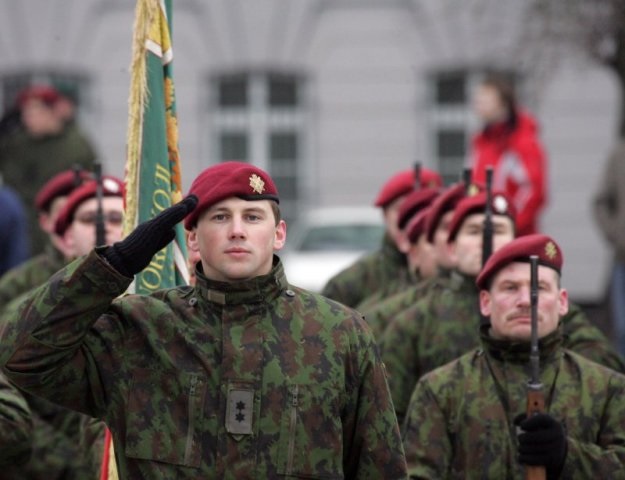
[[102, 195, 198, 277], [515, 412, 567, 478]]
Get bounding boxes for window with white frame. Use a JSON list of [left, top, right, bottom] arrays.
[[211, 71, 307, 224], [427, 70, 472, 185]]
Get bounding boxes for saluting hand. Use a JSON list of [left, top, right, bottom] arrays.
[[102, 195, 198, 277]]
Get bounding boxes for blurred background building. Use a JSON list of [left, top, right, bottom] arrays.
[[0, 0, 621, 306]]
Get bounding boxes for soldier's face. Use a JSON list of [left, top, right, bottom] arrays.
[[188, 197, 286, 283], [384, 195, 411, 253], [449, 213, 514, 276], [21, 98, 63, 137], [64, 196, 124, 258], [480, 262, 568, 341], [407, 235, 437, 278], [432, 210, 456, 269]]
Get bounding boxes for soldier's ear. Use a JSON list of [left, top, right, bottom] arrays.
[[187, 229, 199, 253], [447, 241, 458, 265], [479, 289, 492, 317], [558, 288, 569, 317], [273, 220, 287, 251]]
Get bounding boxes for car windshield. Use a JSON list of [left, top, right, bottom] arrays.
[[299, 224, 385, 252]]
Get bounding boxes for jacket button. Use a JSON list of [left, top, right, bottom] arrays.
[[285, 289, 295, 297]]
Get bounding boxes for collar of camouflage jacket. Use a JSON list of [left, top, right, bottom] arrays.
[[380, 233, 407, 266], [449, 269, 478, 292], [479, 323, 563, 365], [194, 255, 289, 306], [45, 242, 68, 267]]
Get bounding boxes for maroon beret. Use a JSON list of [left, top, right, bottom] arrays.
[[373, 168, 443, 208], [184, 161, 279, 229], [54, 176, 125, 236], [447, 190, 516, 243], [397, 187, 440, 229], [476, 234, 563, 290], [406, 207, 431, 244], [17, 85, 62, 108], [35, 169, 91, 212]]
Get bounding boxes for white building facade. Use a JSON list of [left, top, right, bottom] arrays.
[[0, 0, 618, 301]]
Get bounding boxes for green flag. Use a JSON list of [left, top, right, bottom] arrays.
[[124, 0, 189, 293]]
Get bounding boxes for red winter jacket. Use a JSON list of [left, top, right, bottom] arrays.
[[471, 110, 547, 236]]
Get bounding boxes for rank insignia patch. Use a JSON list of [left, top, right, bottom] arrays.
[[226, 386, 254, 435]]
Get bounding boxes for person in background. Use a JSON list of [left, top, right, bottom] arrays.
[[356, 186, 440, 312], [380, 191, 516, 423], [0, 84, 96, 254], [0, 174, 123, 480], [359, 181, 477, 342], [53, 175, 125, 258], [322, 166, 442, 308], [0, 168, 88, 310], [403, 234, 625, 478], [0, 173, 29, 275], [470, 74, 547, 236], [594, 138, 625, 357]]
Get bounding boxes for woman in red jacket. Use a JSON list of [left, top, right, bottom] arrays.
[[470, 75, 547, 236]]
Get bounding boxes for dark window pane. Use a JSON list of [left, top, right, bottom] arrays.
[[218, 75, 247, 107], [268, 74, 298, 107], [437, 130, 466, 157], [220, 132, 248, 161], [435, 72, 466, 105], [270, 132, 297, 160]]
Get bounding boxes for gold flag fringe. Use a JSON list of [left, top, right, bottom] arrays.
[[123, 0, 158, 238]]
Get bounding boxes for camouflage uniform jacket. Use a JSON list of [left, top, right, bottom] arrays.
[[1, 251, 407, 480], [0, 371, 32, 466], [0, 244, 66, 310], [0, 245, 110, 480], [380, 270, 625, 423], [403, 328, 625, 479], [360, 273, 449, 340], [321, 234, 411, 308]]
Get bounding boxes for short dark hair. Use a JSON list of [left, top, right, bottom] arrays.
[[270, 201, 281, 225]]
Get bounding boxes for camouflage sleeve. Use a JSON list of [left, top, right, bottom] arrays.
[[361, 289, 409, 340], [402, 375, 451, 479], [342, 316, 408, 479], [0, 250, 133, 417], [562, 303, 625, 373], [0, 371, 32, 465], [320, 264, 365, 308], [0, 263, 30, 311], [560, 371, 625, 478], [379, 304, 424, 424]]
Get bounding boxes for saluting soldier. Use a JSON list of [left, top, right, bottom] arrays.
[[0, 161, 407, 479], [321, 167, 442, 308], [403, 235, 625, 478], [356, 186, 440, 313]]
